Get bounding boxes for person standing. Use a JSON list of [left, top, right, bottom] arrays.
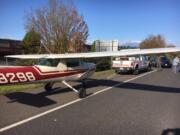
[[178, 56, 180, 72], [172, 56, 179, 73], [157, 56, 162, 71]]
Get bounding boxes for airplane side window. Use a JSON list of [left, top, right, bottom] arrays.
[[38, 59, 49, 66], [38, 59, 60, 67], [50, 59, 60, 67], [66, 59, 79, 67]]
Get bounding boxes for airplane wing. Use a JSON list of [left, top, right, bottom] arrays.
[[5, 47, 180, 59], [5, 54, 48, 59]]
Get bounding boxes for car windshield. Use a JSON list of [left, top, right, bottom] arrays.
[[160, 57, 168, 62], [128, 57, 136, 61]]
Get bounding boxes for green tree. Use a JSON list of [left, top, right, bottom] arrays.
[[91, 41, 96, 52], [140, 35, 166, 49], [23, 28, 41, 54], [17, 28, 41, 66]]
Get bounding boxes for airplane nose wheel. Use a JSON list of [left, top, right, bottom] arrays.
[[79, 81, 87, 98]]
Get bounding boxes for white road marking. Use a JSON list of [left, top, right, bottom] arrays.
[[0, 70, 157, 132]]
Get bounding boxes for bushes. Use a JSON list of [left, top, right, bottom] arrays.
[[96, 58, 111, 71], [85, 57, 111, 71]]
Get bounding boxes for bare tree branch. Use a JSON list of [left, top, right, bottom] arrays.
[[25, 0, 88, 53]]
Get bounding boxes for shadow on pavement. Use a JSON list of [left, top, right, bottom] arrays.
[[86, 79, 180, 93], [5, 92, 57, 107], [5, 76, 180, 107], [162, 128, 180, 135], [4, 83, 83, 107], [119, 82, 180, 93]]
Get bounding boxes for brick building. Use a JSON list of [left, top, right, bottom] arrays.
[[0, 39, 23, 57]]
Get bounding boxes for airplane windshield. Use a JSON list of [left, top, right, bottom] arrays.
[[38, 58, 60, 67]]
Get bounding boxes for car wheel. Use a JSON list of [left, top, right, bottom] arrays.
[[133, 68, 139, 75]]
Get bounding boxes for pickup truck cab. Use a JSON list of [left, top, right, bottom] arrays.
[[112, 55, 151, 75]]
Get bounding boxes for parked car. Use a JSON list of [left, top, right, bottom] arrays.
[[160, 56, 172, 68], [112, 55, 151, 75], [150, 56, 172, 68]]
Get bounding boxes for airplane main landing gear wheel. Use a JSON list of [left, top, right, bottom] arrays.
[[78, 81, 87, 98], [79, 87, 86, 98], [45, 83, 53, 92], [62, 80, 87, 98]]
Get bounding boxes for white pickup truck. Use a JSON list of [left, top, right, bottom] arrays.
[[112, 55, 151, 75]]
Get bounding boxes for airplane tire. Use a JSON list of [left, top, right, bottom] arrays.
[[79, 88, 86, 98], [45, 83, 53, 92]]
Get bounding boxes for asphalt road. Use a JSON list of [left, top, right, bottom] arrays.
[[0, 70, 132, 128], [1, 69, 180, 135]]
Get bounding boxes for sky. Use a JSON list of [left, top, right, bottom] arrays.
[[0, 0, 179, 45]]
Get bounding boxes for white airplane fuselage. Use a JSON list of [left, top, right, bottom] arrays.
[[0, 61, 96, 86]]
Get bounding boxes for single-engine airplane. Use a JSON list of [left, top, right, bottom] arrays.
[[1, 47, 180, 98]]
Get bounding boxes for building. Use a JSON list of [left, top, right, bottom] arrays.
[[84, 44, 92, 52], [0, 39, 23, 57], [95, 40, 118, 52]]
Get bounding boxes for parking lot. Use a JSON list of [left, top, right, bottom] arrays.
[[0, 68, 180, 135]]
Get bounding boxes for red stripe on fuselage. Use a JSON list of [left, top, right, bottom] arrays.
[[0, 66, 86, 85], [33, 66, 87, 80]]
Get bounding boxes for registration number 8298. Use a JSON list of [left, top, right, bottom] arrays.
[[0, 72, 36, 84]]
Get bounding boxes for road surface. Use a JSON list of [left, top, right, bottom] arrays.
[[1, 69, 180, 135]]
